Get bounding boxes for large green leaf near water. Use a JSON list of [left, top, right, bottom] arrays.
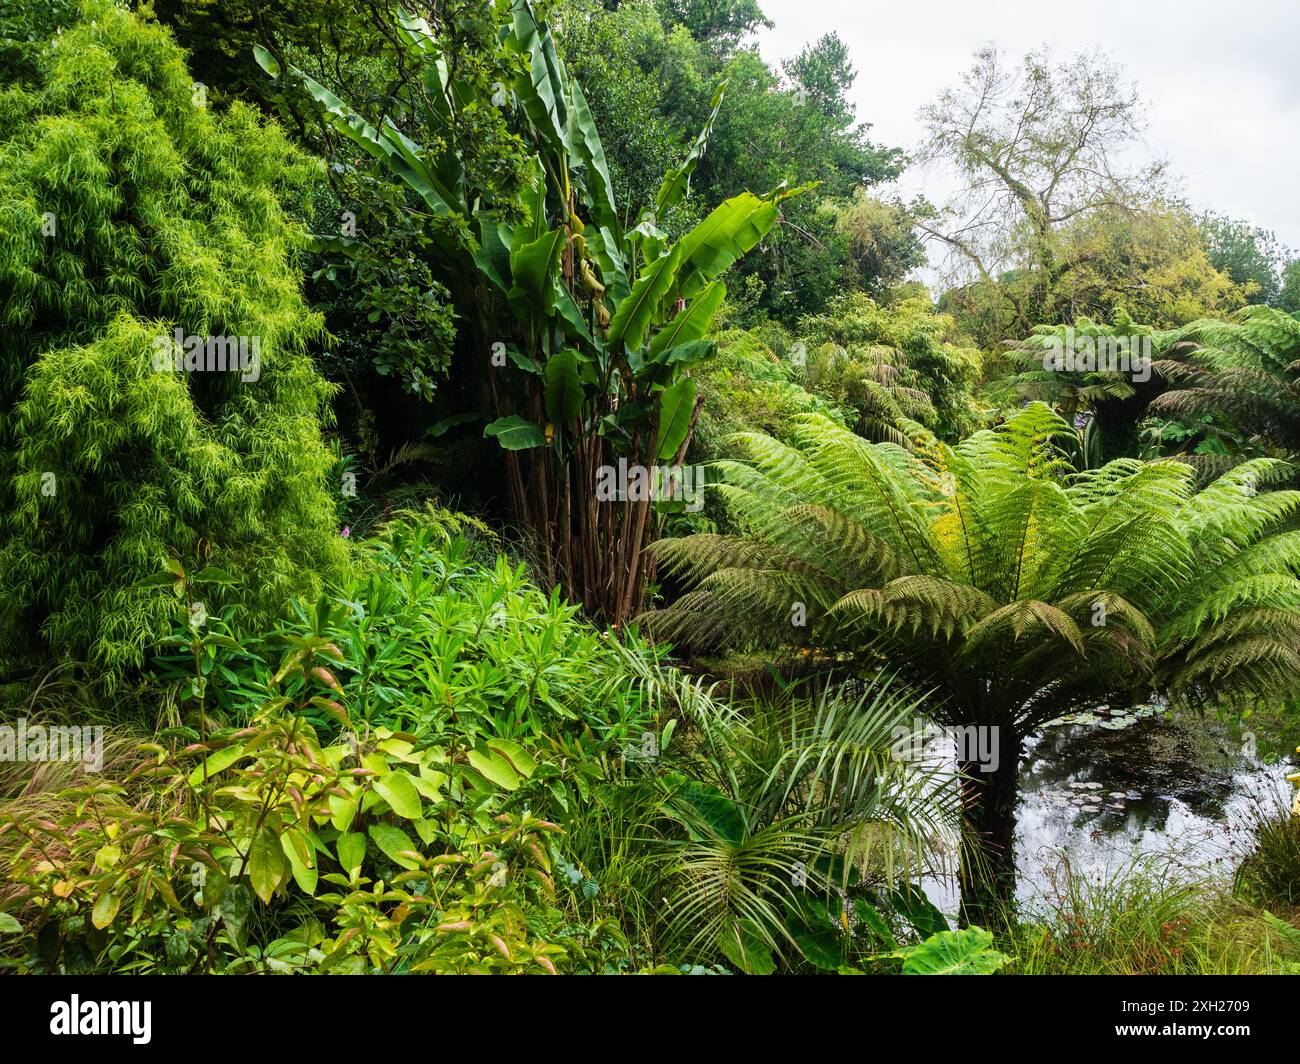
[[895, 927, 1010, 975]]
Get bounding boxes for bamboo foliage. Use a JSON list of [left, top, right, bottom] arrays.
[[0, 2, 348, 687]]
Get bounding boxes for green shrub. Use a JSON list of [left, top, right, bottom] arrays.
[[0, 1, 348, 687]]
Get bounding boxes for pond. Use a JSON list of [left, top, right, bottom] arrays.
[[921, 707, 1297, 917]]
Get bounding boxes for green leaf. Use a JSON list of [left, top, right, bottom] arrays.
[[543, 350, 584, 425], [374, 769, 423, 820], [655, 377, 697, 461], [655, 80, 726, 216], [336, 831, 366, 874], [648, 280, 725, 358], [508, 228, 566, 315], [607, 244, 683, 351], [484, 737, 537, 780], [280, 828, 318, 895], [249, 827, 287, 904], [255, 45, 456, 217], [853, 898, 898, 950], [91, 893, 120, 930], [591, 227, 630, 305], [719, 921, 776, 975], [484, 416, 546, 450], [508, 1, 569, 153], [667, 775, 745, 844], [368, 824, 421, 870], [466, 747, 521, 791], [674, 191, 785, 300], [219, 883, 252, 945], [648, 339, 715, 374], [896, 927, 1010, 975], [890, 882, 948, 938], [565, 79, 618, 231], [329, 794, 358, 832], [0, 913, 21, 934], [186, 744, 246, 788]]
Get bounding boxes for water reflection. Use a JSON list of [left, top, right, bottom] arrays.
[[920, 714, 1295, 917]]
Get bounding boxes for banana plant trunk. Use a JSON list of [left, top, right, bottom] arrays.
[[957, 722, 1023, 928], [497, 390, 703, 628]]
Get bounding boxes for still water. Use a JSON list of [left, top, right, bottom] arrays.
[[922, 711, 1296, 916]]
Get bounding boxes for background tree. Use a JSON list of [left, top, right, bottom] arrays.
[[1279, 258, 1300, 315], [1197, 211, 1290, 306], [555, 0, 906, 320], [920, 46, 1164, 340]]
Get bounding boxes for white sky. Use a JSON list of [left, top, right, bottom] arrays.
[[754, 0, 1300, 264]]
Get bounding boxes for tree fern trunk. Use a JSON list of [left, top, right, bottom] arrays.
[[957, 723, 1022, 928]]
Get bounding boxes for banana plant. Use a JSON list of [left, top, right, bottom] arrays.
[[257, 1, 806, 624]]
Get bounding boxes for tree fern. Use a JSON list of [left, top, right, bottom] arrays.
[[642, 401, 1300, 917]]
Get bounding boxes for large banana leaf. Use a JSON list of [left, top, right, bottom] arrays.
[[566, 79, 619, 233], [543, 349, 585, 425], [655, 80, 726, 217], [508, 0, 568, 154], [607, 243, 683, 351], [648, 280, 726, 357], [656, 377, 698, 461], [673, 191, 781, 301], [254, 45, 459, 218], [507, 228, 566, 317]]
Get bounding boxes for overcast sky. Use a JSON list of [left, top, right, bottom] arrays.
[[754, 0, 1300, 265]]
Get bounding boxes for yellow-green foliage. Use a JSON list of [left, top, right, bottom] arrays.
[[691, 326, 843, 463], [797, 293, 985, 441], [0, 1, 348, 686]]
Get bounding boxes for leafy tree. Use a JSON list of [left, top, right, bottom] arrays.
[[0, 1, 348, 686], [653, 0, 771, 51], [1280, 259, 1300, 315], [555, 0, 906, 319], [797, 293, 984, 441], [946, 204, 1249, 350], [149, 0, 383, 109], [920, 46, 1165, 338], [1197, 211, 1290, 306], [260, 1, 801, 625], [644, 403, 1300, 919], [828, 190, 927, 296]]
